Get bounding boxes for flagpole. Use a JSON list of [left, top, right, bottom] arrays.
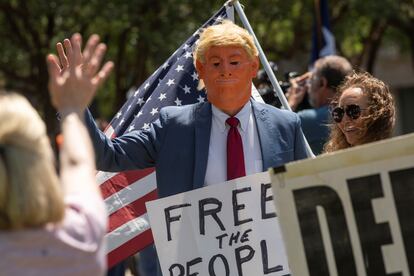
[[230, 0, 315, 158], [224, 1, 265, 104], [225, 1, 235, 21]]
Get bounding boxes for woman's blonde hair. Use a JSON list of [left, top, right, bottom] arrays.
[[323, 72, 395, 153], [0, 92, 64, 230]]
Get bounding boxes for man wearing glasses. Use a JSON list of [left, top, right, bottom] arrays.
[[287, 55, 352, 154]]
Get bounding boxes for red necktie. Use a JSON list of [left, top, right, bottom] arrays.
[[226, 117, 246, 181]]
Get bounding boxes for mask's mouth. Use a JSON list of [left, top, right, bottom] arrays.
[[215, 79, 237, 85]]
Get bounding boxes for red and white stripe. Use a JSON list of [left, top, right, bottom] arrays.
[[99, 125, 158, 268]]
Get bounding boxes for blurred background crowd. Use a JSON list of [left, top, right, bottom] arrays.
[[1, 0, 413, 142], [0, 1, 413, 275]]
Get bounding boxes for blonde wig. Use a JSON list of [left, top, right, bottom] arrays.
[[194, 20, 258, 64], [193, 20, 259, 90]]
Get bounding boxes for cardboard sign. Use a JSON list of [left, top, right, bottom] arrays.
[[146, 172, 291, 276], [270, 133, 414, 276]]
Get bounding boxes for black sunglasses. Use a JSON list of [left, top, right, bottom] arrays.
[[331, 104, 365, 123]]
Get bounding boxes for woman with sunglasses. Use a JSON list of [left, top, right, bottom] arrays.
[[324, 72, 395, 152]]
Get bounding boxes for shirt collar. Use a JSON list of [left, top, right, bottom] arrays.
[[211, 101, 251, 133]]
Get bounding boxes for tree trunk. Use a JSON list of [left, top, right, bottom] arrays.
[[114, 29, 130, 112], [365, 20, 387, 73], [409, 32, 414, 74]]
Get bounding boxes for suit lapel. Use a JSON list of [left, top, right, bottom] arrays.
[[193, 102, 212, 189], [252, 100, 278, 170]]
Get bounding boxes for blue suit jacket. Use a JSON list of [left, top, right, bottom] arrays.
[[85, 99, 308, 276], [86, 100, 308, 197]]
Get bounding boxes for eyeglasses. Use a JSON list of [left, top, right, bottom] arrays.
[[331, 104, 365, 123]]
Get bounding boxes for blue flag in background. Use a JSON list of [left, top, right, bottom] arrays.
[[310, 0, 336, 65]]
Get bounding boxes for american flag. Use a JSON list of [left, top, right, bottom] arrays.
[[98, 5, 230, 268]]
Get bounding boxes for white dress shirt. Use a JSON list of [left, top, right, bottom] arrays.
[[204, 102, 263, 186]]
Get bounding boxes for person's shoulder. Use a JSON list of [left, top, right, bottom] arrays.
[[298, 108, 318, 119], [161, 102, 199, 113], [299, 106, 329, 121], [159, 102, 209, 122], [252, 101, 299, 121]]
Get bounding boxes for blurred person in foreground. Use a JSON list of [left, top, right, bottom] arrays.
[[0, 33, 113, 275], [53, 20, 309, 276], [287, 55, 352, 154], [324, 72, 395, 152]]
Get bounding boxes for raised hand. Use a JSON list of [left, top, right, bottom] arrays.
[[286, 72, 311, 111], [47, 33, 114, 115]]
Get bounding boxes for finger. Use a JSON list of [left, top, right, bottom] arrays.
[[71, 33, 83, 66], [92, 61, 114, 87], [290, 81, 298, 90], [83, 34, 100, 63], [56, 42, 69, 69], [297, 72, 311, 83], [63, 38, 73, 66], [46, 54, 61, 81], [88, 43, 107, 76]]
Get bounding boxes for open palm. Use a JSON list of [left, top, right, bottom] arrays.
[[47, 33, 113, 114]]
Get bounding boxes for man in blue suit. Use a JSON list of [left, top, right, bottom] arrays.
[[52, 20, 309, 276], [85, 20, 308, 196]]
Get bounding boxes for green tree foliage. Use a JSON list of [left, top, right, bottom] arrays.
[[0, 0, 413, 139]]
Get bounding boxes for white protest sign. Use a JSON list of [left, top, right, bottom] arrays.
[[270, 133, 414, 276], [146, 172, 290, 276]]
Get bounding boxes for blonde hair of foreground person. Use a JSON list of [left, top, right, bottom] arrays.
[[0, 33, 112, 275], [0, 90, 106, 275], [193, 19, 259, 90], [324, 72, 396, 153], [0, 92, 64, 230]]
